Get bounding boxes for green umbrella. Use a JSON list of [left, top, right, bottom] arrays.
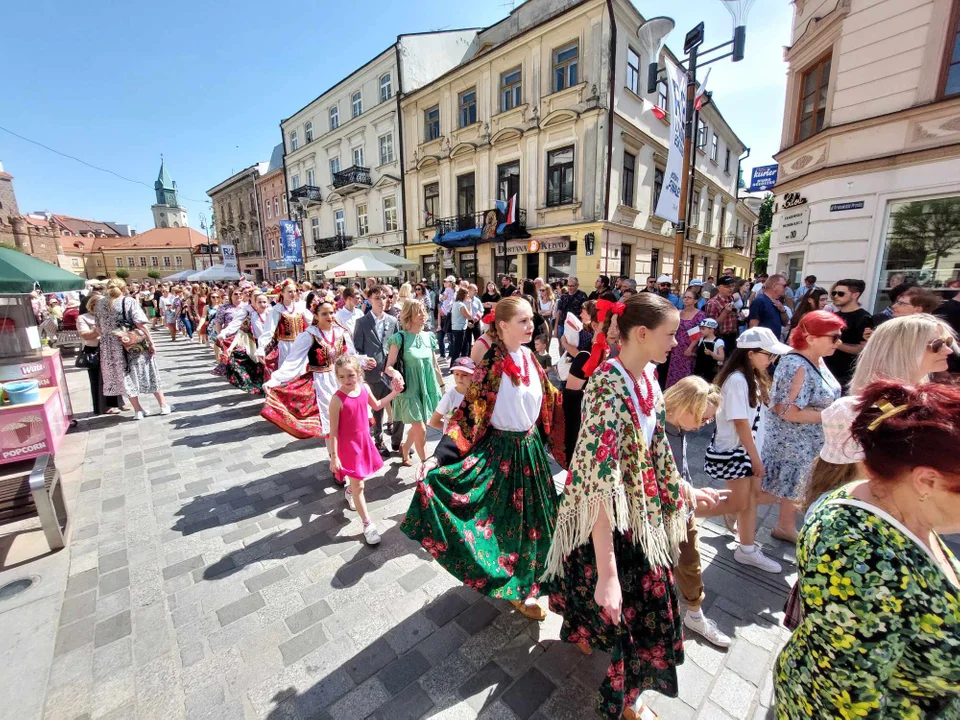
[[0, 247, 85, 293]]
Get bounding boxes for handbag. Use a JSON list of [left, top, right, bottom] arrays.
[[393, 331, 406, 385], [75, 346, 100, 369], [113, 298, 149, 354]]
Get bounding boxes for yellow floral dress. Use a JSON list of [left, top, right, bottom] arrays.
[[774, 485, 960, 719]]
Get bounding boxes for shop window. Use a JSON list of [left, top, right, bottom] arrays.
[[546, 243, 576, 282], [796, 54, 831, 142]]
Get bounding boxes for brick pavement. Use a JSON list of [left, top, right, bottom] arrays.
[[34, 335, 796, 719]]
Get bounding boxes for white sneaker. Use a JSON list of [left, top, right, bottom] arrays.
[[362, 523, 381, 545], [159, 405, 172, 415], [134, 411, 146, 421], [345, 488, 356, 511], [684, 612, 732, 648], [734, 545, 782, 574]]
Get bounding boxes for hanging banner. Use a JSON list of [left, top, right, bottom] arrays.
[[279, 220, 303, 265], [220, 244, 237, 272], [654, 57, 687, 224], [749, 165, 779, 193]]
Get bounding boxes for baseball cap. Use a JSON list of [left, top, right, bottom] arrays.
[[656, 275, 672, 284], [699, 318, 719, 329], [689, 279, 703, 287], [450, 357, 476, 375], [736, 327, 792, 355], [716, 276, 737, 287], [444, 275, 456, 283]]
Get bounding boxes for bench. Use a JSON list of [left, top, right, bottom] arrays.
[[0, 455, 68, 551]]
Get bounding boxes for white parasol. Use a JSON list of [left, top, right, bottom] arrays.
[[323, 256, 401, 279], [304, 240, 417, 272]]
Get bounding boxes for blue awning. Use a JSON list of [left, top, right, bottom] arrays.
[[432, 224, 509, 249]]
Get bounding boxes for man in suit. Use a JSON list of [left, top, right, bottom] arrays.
[[354, 284, 402, 455]]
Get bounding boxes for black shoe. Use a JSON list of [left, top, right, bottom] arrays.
[[376, 444, 390, 458]]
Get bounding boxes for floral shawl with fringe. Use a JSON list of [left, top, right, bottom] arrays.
[[441, 343, 567, 469], [543, 360, 686, 579]]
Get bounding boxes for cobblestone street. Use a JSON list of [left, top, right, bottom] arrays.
[[6, 336, 797, 720]]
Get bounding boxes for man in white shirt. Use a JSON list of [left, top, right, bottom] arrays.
[[335, 287, 364, 334], [467, 283, 484, 342]]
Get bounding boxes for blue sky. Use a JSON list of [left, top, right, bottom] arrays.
[[2, 0, 790, 232]]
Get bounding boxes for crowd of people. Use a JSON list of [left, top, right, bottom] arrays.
[[45, 265, 960, 718]]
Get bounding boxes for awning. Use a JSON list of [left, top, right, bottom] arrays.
[[432, 223, 529, 249], [0, 247, 85, 293], [323, 256, 401, 279], [304, 240, 418, 272]]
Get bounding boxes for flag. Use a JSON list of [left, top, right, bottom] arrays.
[[694, 68, 711, 111], [293, 223, 301, 239], [642, 98, 667, 121], [495, 199, 506, 216], [687, 325, 702, 343], [506, 194, 517, 224]]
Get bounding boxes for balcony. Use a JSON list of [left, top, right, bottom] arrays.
[[332, 166, 372, 195], [432, 208, 527, 245], [289, 185, 322, 211], [313, 234, 354, 256], [721, 233, 747, 250]]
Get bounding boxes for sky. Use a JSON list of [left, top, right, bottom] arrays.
[[1, 0, 791, 233]]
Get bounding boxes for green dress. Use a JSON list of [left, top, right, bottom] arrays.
[[387, 330, 442, 423], [775, 485, 960, 719]]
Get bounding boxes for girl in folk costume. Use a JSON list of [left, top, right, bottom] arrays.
[[256, 279, 313, 370], [544, 293, 688, 720], [221, 291, 272, 394], [261, 301, 372, 446], [400, 297, 567, 621], [212, 287, 246, 375]]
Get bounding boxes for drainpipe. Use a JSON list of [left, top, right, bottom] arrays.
[[395, 40, 410, 278], [602, 0, 618, 279]]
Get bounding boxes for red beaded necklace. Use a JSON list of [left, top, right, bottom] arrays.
[[506, 349, 531, 386], [317, 326, 336, 346], [620, 362, 655, 416]]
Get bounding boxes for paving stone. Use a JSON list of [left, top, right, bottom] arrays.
[[293, 667, 355, 718], [94, 610, 132, 648], [284, 598, 333, 634], [98, 549, 128, 574], [458, 660, 513, 709], [80, 479, 101, 492], [65, 568, 99, 598], [495, 633, 546, 678], [675, 653, 713, 708], [384, 610, 436, 655], [420, 650, 480, 703], [222, 524, 260, 544], [98, 567, 130, 596], [416, 620, 468, 665], [397, 563, 437, 593], [162, 554, 205, 580], [727, 638, 773, 686], [456, 599, 501, 634], [90, 667, 135, 718], [326, 677, 391, 720], [344, 637, 397, 684], [59, 590, 97, 626], [378, 649, 432, 694], [425, 592, 472, 628], [73, 523, 99, 541], [215, 592, 264, 626], [101, 496, 125, 512], [712, 668, 759, 718], [47, 643, 94, 690], [207, 613, 261, 654], [243, 565, 289, 593], [279, 622, 330, 665], [54, 617, 95, 657], [93, 636, 132, 681], [370, 682, 435, 720], [179, 639, 205, 668]]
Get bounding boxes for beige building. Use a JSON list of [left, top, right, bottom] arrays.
[[208, 163, 270, 282], [769, 0, 960, 310], [402, 0, 749, 288], [90, 227, 208, 281]]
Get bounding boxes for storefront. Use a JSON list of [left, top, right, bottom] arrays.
[[493, 236, 575, 284]]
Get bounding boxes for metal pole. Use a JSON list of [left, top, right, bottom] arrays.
[[672, 44, 698, 286]]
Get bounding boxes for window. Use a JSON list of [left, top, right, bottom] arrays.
[[163, 256, 171, 267], [457, 173, 476, 217], [379, 133, 394, 165], [621, 152, 636, 207], [127, 257, 135, 267], [116, 256, 124, 266], [329, 157, 340, 179], [383, 197, 398, 231], [175, 256, 183, 267], [425, 106, 441, 142], [458, 88, 477, 128], [292, 174, 300, 190], [501, 69, 522, 111], [796, 54, 831, 142], [72, 258, 80, 267], [710, 134, 719, 162], [657, 80, 668, 110], [497, 161, 520, 202], [705, 197, 714, 233], [691, 191, 701, 227], [356, 204, 368, 236], [305, 121, 314, 143], [352, 91, 362, 118], [424, 182, 439, 226], [697, 121, 708, 150], [719, 206, 726, 236], [724, 148, 731, 174], [380, 73, 392, 102], [546, 146, 575, 206], [553, 43, 579, 92], [274, 198, 279, 217], [307, 168, 315, 186], [352, 146, 364, 167], [151, 256, 159, 267], [290, 131, 298, 151], [139, 257, 146, 266], [653, 167, 664, 208], [626, 48, 641, 95], [329, 106, 339, 130], [265, 200, 272, 219], [96, 259, 102, 267], [335, 209, 345, 235], [311, 217, 319, 242]]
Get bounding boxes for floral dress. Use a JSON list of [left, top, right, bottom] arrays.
[[775, 484, 960, 718], [761, 353, 841, 501], [95, 296, 162, 397], [665, 310, 705, 388]]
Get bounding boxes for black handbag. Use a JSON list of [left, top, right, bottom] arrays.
[[75, 347, 100, 369], [393, 331, 406, 385]]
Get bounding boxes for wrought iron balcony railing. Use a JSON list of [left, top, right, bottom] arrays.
[[313, 234, 354, 256], [433, 208, 527, 239], [332, 166, 372, 193], [290, 185, 322, 208], [722, 233, 747, 250]]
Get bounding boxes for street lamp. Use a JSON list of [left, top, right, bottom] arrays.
[[199, 213, 211, 270], [641, 0, 755, 285]]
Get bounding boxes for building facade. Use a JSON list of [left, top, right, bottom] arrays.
[[152, 161, 189, 229], [0, 161, 20, 222], [208, 163, 269, 282], [280, 31, 478, 276], [92, 227, 208, 281], [768, 0, 960, 310], [402, 0, 748, 288], [257, 144, 293, 282]]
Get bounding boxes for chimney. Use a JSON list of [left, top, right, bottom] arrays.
[[131, 229, 137, 236]]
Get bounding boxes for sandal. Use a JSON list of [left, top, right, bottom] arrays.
[[509, 599, 546, 621], [399, 448, 413, 467], [104, 408, 121, 415], [622, 703, 659, 720]]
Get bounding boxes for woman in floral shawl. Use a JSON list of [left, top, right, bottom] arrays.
[[400, 297, 566, 620], [544, 293, 688, 720]]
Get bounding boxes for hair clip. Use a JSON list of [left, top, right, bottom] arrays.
[[867, 399, 908, 431]]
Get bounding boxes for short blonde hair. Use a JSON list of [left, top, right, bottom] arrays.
[[850, 313, 956, 393], [398, 283, 412, 300], [662, 376, 722, 424], [85, 293, 102, 313], [105, 278, 126, 299], [399, 298, 426, 331]]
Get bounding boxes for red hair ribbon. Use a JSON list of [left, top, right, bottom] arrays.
[[581, 331, 609, 378], [502, 353, 522, 382], [596, 299, 625, 322], [482, 310, 495, 324]]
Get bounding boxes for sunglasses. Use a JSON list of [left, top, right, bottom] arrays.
[[928, 336, 956, 353], [822, 333, 843, 342], [756, 350, 775, 358], [830, 291, 847, 298]]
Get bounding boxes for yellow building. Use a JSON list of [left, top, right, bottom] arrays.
[[91, 227, 208, 281]]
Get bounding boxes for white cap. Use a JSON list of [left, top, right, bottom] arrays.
[[656, 275, 672, 284], [736, 327, 792, 355], [444, 275, 457, 283], [689, 279, 703, 287]]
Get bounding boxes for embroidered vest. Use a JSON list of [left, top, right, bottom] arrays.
[[275, 311, 306, 342], [306, 330, 345, 373]]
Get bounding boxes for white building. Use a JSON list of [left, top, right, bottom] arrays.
[[768, 0, 960, 311], [280, 31, 478, 270]]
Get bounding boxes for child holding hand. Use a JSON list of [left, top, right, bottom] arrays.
[[328, 355, 402, 545]]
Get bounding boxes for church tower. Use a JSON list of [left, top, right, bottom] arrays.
[[152, 159, 189, 229]]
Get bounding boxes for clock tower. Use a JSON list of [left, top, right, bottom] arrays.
[[151, 159, 189, 229]]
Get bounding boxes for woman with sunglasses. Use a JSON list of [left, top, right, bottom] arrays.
[[761, 311, 844, 544]]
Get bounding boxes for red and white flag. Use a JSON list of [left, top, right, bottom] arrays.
[[687, 325, 702, 343], [642, 98, 667, 121], [694, 68, 711, 111], [505, 194, 517, 224]]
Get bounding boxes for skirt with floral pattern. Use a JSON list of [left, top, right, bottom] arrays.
[[546, 532, 684, 718], [226, 350, 264, 395], [400, 427, 559, 600]]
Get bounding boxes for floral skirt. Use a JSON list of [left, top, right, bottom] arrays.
[[226, 350, 264, 395], [400, 427, 559, 600], [212, 336, 233, 376], [546, 533, 683, 719], [261, 372, 322, 440]]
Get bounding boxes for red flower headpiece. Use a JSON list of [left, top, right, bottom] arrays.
[[596, 299, 626, 322]]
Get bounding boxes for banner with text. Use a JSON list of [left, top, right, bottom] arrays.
[[279, 220, 303, 265], [653, 57, 687, 224], [221, 244, 237, 272], [749, 165, 779, 193]]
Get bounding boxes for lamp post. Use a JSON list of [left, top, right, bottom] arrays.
[[199, 213, 211, 270], [640, 0, 754, 287]]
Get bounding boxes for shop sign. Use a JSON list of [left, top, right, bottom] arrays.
[[459, 252, 476, 261], [830, 201, 864, 212], [748, 165, 779, 193], [782, 192, 807, 209], [780, 205, 810, 244], [221, 244, 238, 272], [495, 237, 570, 256]]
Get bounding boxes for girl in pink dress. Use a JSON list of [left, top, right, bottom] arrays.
[[328, 355, 401, 546]]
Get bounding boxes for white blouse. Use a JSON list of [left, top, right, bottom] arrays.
[[264, 325, 366, 387], [77, 312, 99, 347], [222, 305, 269, 340], [490, 347, 543, 432], [609, 359, 660, 447], [257, 301, 312, 355]]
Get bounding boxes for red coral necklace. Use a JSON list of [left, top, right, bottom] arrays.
[[620, 363, 655, 416]]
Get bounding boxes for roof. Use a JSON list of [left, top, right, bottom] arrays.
[[20, 214, 52, 229], [157, 160, 173, 189], [206, 163, 270, 197], [50, 214, 123, 237], [266, 144, 284, 174], [0, 172, 12, 181], [94, 227, 208, 252]]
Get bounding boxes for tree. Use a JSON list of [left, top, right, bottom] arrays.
[[753, 228, 771, 274], [888, 198, 960, 275], [0, 242, 24, 253], [757, 193, 774, 234], [115, 268, 129, 280], [147, 269, 162, 280]]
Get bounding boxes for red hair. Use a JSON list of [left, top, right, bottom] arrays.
[[789, 309, 846, 350], [852, 380, 960, 491]]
